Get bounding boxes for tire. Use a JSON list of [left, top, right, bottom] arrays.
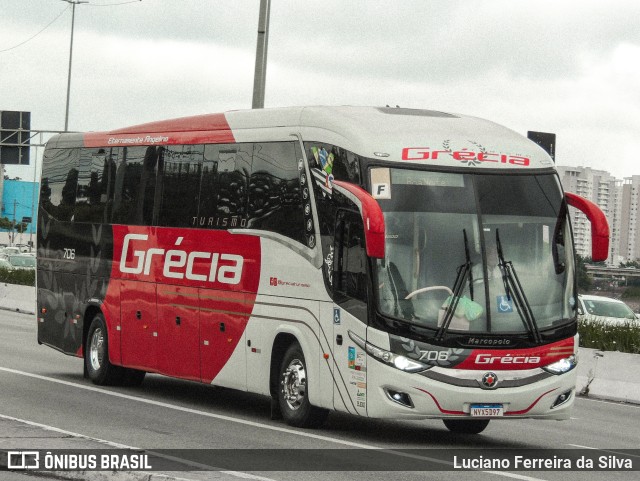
[[278, 343, 328, 428], [442, 418, 490, 434], [85, 314, 124, 386]]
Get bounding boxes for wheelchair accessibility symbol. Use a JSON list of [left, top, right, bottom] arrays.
[[496, 295, 513, 313]]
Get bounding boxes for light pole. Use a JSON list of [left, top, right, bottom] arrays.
[[252, 0, 271, 109], [62, 0, 88, 131]]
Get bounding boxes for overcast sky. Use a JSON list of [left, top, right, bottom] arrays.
[[1, 0, 639, 181]]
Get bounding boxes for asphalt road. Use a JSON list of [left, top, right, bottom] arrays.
[[1, 309, 639, 481]]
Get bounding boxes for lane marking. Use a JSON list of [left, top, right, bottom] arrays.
[[0, 412, 276, 481], [0, 412, 135, 449], [0, 366, 549, 479]]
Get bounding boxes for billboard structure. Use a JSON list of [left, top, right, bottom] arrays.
[[0, 110, 31, 165], [527, 130, 556, 162]]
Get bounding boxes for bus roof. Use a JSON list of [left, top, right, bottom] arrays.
[[46, 106, 555, 171]]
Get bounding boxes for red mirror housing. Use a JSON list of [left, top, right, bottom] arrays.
[[565, 192, 610, 262], [333, 180, 386, 258]]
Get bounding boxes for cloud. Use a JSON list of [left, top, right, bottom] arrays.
[[1, 0, 639, 180]]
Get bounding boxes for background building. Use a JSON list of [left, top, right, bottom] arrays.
[[0, 174, 38, 247], [557, 166, 635, 266]]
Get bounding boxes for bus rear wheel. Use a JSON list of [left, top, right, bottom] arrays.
[[85, 314, 124, 386], [278, 343, 328, 428], [443, 418, 490, 434]]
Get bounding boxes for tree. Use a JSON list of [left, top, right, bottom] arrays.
[[576, 254, 593, 291], [0, 217, 28, 235], [619, 260, 640, 268]]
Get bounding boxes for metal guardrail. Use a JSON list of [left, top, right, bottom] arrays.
[[585, 265, 640, 278]]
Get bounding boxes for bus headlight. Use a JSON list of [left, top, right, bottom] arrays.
[[542, 355, 577, 375], [348, 331, 429, 373]]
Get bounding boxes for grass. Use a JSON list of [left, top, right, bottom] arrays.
[[578, 318, 640, 354], [0, 267, 35, 286]]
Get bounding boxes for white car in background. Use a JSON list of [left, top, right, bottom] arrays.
[[7, 254, 36, 270], [0, 247, 21, 259], [577, 294, 639, 326]]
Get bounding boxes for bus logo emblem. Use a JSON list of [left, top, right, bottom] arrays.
[[481, 372, 499, 389]]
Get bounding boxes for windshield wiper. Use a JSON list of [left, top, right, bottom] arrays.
[[464, 229, 474, 301], [436, 229, 472, 341], [495, 229, 542, 344]]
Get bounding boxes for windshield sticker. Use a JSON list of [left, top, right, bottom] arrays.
[[392, 170, 464, 188], [496, 295, 514, 313], [310, 146, 334, 196], [372, 183, 391, 199], [370, 167, 392, 199]]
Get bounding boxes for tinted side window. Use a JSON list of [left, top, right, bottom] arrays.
[[334, 209, 368, 322], [304, 142, 362, 185], [111, 146, 157, 225], [195, 143, 251, 229], [74, 148, 111, 223], [248, 142, 305, 244], [40, 148, 79, 221], [334, 209, 368, 302], [157, 145, 203, 227]]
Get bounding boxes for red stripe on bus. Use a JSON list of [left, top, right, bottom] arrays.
[[454, 337, 575, 371], [83, 113, 235, 147], [413, 388, 466, 415], [504, 389, 558, 415]]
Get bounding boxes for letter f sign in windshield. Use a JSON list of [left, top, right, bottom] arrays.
[[373, 183, 390, 199]]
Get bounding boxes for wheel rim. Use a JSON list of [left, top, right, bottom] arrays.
[[281, 358, 307, 410], [89, 327, 105, 372]]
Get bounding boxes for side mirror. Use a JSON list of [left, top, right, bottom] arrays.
[[565, 192, 610, 262], [332, 180, 385, 258]]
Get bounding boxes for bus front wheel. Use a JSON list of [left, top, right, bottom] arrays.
[[442, 418, 490, 434], [85, 314, 123, 386], [278, 343, 328, 428]]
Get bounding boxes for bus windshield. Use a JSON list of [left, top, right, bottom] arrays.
[[373, 169, 575, 335]]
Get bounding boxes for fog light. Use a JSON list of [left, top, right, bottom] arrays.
[[385, 389, 414, 408], [551, 389, 572, 408]]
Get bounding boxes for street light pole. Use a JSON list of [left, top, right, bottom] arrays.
[[63, 0, 88, 131], [252, 0, 271, 109]]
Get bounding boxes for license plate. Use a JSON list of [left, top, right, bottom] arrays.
[[470, 403, 504, 417]]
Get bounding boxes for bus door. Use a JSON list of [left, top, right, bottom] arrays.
[[157, 285, 200, 381], [120, 281, 158, 371], [332, 209, 369, 416]]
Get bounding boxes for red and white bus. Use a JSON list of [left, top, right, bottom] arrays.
[[37, 106, 609, 434]]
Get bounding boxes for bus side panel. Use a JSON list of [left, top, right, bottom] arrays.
[[200, 289, 255, 388], [119, 280, 158, 372], [36, 271, 84, 355], [245, 297, 331, 410], [37, 218, 114, 357], [330, 305, 368, 417], [157, 285, 200, 381]]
